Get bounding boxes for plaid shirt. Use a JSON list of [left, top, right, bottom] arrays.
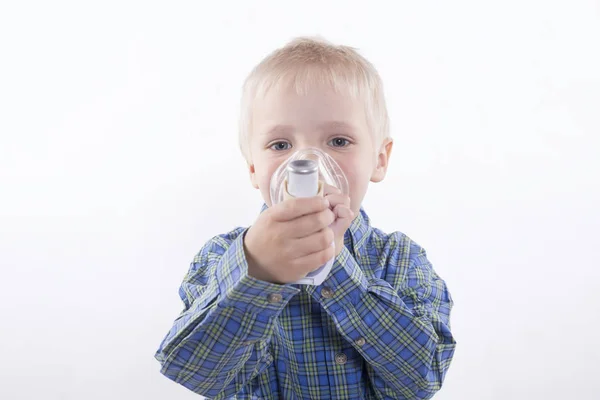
[[155, 204, 456, 399]]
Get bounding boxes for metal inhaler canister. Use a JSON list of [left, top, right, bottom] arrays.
[[285, 158, 334, 286], [270, 147, 347, 206], [286, 159, 319, 198]]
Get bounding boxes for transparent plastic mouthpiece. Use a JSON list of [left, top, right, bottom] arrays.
[[269, 148, 349, 285]]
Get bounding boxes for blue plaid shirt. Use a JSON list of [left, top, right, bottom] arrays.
[[155, 204, 456, 399]]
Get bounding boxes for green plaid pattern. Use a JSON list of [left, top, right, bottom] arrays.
[[155, 205, 456, 399]]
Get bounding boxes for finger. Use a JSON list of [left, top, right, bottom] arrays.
[[322, 183, 342, 196], [292, 245, 335, 274], [329, 205, 355, 236], [272, 196, 330, 222], [285, 208, 336, 238], [289, 230, 335, 267], [323, 193, 351, 209], [288, 227, 334, 259], [334, 204, 354, 220]]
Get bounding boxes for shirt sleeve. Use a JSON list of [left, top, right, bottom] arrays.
[[304, 234, 456, 400], [154, 227, 301, 399]]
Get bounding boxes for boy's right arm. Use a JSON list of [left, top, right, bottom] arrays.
[[154, 227, 300, 399]]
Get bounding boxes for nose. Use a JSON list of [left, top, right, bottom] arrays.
[[298, 147, 320, 162], [292, 140, 331, 156]]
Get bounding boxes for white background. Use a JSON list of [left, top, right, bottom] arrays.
[[1, 1, 599, 399]]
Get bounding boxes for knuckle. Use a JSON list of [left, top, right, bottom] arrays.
[[326, 228, 334, 242], [321, 230, 332, 247], [265, 211, 275, 223], [316, 232, 326, 248], [318, 211, 330, 227], [321, 247, 333, 264], [326, 245, 335, 260], [316, 253, 325, 265]]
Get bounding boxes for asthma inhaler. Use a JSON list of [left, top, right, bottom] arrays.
[[287, 159, 320, 197], [286, 159, 334, 285], [269, 148, 348, 285], [270, 147, 349, 286]]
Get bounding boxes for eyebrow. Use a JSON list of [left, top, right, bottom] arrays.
[[317, 121, 356, 131], [261, 124, 294, 137], [261, 121, 356, 137]]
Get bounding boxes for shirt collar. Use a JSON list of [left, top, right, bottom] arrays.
[[259, 203, 372, 260]]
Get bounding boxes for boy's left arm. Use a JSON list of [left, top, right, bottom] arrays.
[[317, 192, 456, 400], [305, 242, 456, 400]]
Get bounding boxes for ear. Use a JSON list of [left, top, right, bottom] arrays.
[[248, 162, 259, 189], [370, 137, 393, 183]]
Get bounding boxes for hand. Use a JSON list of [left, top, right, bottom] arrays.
[[243, 196, 336, 284], [322, 184, 355, 257]]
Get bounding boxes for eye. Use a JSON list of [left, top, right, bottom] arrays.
[[269, 141, 291, 151], [329, 137, 351, 148]]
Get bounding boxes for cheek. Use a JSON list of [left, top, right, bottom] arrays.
[[336, 157, 368, 185], [256, 161, 281, 189], [335, 157, 371, 208]]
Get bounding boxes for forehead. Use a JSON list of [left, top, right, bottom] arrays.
[[251, 82, 368, 135]]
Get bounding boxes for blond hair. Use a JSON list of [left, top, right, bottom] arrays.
[[238, 36, 390, 164]]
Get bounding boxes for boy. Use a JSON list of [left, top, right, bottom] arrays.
[[155, 36, 456, 399]]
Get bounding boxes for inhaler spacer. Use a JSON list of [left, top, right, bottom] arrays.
[[269, 148, 349, 285]]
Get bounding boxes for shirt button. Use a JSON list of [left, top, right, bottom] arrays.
[[321, 287, 334, 299], [267, 293, 282, 303], [335, 352, 347, 364], [355, 337, 366, 347]]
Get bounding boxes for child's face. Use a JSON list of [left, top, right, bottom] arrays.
[[247, 83, 392, 215]]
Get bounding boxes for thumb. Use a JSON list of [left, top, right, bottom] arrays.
[[329, 204, 354, 237]]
